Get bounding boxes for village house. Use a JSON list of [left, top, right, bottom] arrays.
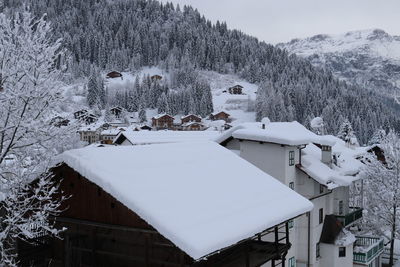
[[152, 114, 174, 130], [110, 106, 124, 118], [181, 122, 205, 131], [210, 111, 231, 122], [106, 71, 123, 79], [216, 121, 384, 267], [228, 84, 244, 95], [83, 113, 98, 124], [100, 128, 124, 144], [78, 126, 102, 144], [73, 109, 88, 119], [47, 141, 313, 267], [181, 114, 202, 124], [50, 116, 70, 127], [150, 74, 162, 81]]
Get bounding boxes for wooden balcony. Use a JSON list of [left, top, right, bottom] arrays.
[[353, 236, 384, 265], [335, 207, 363, 227]]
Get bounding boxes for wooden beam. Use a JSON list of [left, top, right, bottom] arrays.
[[56, 217, 158, 234]]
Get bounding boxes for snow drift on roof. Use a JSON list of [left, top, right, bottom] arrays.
[[299, 136, 365, 189], [225, 121, 334, 146], [115, 129, 220, 145], [57, 141, 313, 260]]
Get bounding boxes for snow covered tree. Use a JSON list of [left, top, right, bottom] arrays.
[[368, 128, 387, 146], [138, 106, 147, 123], [310, 117, 325, 135], [337, 119, 359, 146], [362, 130, 400, 267], [0, 11, 77, 265], [157, 92, 169, 114], [87, 71, 105, 109]]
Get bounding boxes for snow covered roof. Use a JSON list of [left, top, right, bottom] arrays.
[[181, 114, 201, 120], [57, 141, 313, 260], [216, 121, 334, 146], [114, 129, 220, 145], [298, 135, 365, 189], [100, 129, 122, 136], [152, 113, 173, 120]]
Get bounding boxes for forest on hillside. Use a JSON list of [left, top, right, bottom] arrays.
[[3, 0, 400, 143]]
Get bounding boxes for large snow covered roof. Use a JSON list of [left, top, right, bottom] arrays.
[[114, 129, 220, 145], [57, 142, 313, 260], [216, 121, 334, 146], [299, 135, 365, 189]]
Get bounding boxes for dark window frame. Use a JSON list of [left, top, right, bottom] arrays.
[[339, 247, 346, 257], [319, 208, 324, 224], [316, 242, 320, 258], [289, 151, 295, 166]]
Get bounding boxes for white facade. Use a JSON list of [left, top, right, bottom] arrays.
[[220, 123, 383, 267]]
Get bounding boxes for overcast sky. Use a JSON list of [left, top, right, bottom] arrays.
[[159, 0, 400, 44]]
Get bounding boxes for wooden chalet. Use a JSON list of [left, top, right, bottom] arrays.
[[150, 74, 163, 82], [110, 106, 124, 118], [73, 109, 88, 119], [182, 122, 205, 131], [50, 116, 70, 127], [210, 111, 231, 122], [106, 71, 123, 79], [228, 85, 243, 95], [152, 114, 174, 130], [83, 113, 98, 125], [181, 114, 202, 124], [21, 142, 312, 267]]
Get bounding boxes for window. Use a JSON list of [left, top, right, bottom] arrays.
[[289, 151, 295, 166], [319, 208, 324, 224], [316, 243, 320, 258], [319, 184, 324, 194], [288, 257, 296, 267], [339, 247, 346, 257], [322, 145, 331, 151], [289, 182, 294, 190], [288, 219, 294, 229], [338, 201, 344, 215]]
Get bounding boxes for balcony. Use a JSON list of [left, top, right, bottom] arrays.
[[353, 236, 384, 265], [335, 207, 363, 227]]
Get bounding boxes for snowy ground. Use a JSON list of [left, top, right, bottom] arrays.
[[199, 70, 257, 125]]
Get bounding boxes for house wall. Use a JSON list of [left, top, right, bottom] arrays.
[[320, 243, 353, 267], [234, 138, 356, 267]]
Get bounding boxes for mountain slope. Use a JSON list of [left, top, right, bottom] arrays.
[[4, 0, 400, 143], [278, 29, 400, 96]]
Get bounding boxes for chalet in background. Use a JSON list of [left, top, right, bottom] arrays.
[[46, 142, 313, 267], [182, 122, 205, 131], [228, 84, 243, 95], [73, 109, 88, 120], [150, 74, 162, 81], [110, 106, 124, 118], [210, 111, 231, 122], [78, 126, 101, 144], [152, 114, 174, 130], [181, 114, 202, 124], [50, 116, 70, 127], [106, 71, 123, 79]]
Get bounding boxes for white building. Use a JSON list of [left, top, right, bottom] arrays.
[[216, 121, 384, 267]]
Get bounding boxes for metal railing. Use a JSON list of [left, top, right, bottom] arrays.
[[335, 207, 363, 227], [353, 236, 384, 264]]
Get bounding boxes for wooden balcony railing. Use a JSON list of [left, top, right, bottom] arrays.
[[335, 207, 363, 227]]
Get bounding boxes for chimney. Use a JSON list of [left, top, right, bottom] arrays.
[[261, 117, 270, 130], [321, 145, 332, 166]]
